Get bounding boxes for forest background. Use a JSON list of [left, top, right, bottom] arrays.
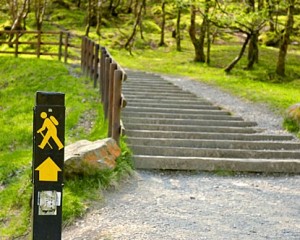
[[0, 0, 300, 238]]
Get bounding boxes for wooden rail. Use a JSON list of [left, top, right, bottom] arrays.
[[81, 36, 127, 144], [0, 30, 79, 63]]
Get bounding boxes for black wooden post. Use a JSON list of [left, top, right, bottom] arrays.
[[32, 91, 65, 240]]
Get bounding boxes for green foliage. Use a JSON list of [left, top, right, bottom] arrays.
[[283, 103, 300, 135], [260, 31, 281, 47], [283, 118, 299, 134], [142, 20, 161, 34]]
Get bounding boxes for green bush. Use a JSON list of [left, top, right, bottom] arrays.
[[143, 20, 161, 34], [260, 31, 281, 47], [283, 103, 300, 134]]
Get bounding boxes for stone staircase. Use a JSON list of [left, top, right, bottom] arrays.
[[122, 70, 300, 173]]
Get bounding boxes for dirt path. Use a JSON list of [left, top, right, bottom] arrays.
[[63, 171, 300, 240]]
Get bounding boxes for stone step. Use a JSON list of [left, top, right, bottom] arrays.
[[122, 117, 257, 127], [122, 112, 243, 121], [125, 102, 219, 110], [124, 123, 258, 133], [126, 76, 165, 81], [125, 130, 295, 141], [126, 74, 162, 78], [132, 155, 300, 173], [124, 93, 198, 100], [124, 106, 230, 115], [123, 86, 183, 92], [126, 137, 300, 150], [123, 98, 209, 104], [129, 145, 300, 159], [125, 81, 168, 86], [123, 89, 189, 95], [124, 81, 176, 86]]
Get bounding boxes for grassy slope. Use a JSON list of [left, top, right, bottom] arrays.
[[0, 57, 108, 237]]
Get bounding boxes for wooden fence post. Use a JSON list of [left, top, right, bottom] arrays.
[[100, 47, 106, 103], [90, 41, 95, 80], [87, 39, 92, 77], [104, 57, 111, 119], [108, 62, 118, 137], [64, 32, 69, 63], [80, 37, 84, 71], [15, 33, 19, 57], [94, 44, 100, 88], [37, 31, 41, 58], [112, 69, 123, 144], [59, 32, 63, 61]]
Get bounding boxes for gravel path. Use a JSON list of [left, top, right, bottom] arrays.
[[63, 74, 300, 239], [63, 171, 300, 240]]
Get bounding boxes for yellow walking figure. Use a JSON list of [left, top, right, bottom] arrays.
[[37, 112, 64, 150]]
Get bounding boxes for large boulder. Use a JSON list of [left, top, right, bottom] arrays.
[[64, 138, 121, 178]]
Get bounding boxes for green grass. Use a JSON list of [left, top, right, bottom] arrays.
[[0, 57, 132, 238]]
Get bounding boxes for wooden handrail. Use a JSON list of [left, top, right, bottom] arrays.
[[80, 37, 127, 144]]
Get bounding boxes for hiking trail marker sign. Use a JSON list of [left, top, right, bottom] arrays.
[[32, 91, 65, 240]]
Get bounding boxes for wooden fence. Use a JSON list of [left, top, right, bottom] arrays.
[[81, 36, 127, 144], [0, 30, 79, 63]]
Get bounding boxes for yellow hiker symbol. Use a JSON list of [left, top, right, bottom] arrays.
[[37, 112, 64, 150]]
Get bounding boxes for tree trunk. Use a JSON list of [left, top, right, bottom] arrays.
[[85, 0, 92, 36], [246, 30, 259, 69], [96, 0, 103, 37], [276, 0, 294, 76], [176, 7, 181, 51], [124, 0, 144, 53], [159, 1, 166, 46], [224, 34, 251, 73], [139, 0, 146, 40], [206, 17, 211, 65], [127, 0, 133, 13], [35, 0, 47, 31], [266, 0, 275, 32], [189, 4, 206, 62], [8, 0, 30, 46], [204, 0, 210, 64]]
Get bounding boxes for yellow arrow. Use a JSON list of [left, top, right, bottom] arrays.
[[35, 157, 61, 182]]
